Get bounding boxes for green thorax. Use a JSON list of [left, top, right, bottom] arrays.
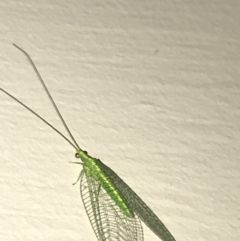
[[77, 149, 133, 218]]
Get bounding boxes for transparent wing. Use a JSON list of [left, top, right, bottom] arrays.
[[80, 170, 143, 241], [101, 163, 177, 241]]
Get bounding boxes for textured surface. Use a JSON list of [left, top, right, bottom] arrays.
[[0, 1, 239, 241]]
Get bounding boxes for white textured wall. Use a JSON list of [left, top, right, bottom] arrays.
[[0, 1, 239, 241]]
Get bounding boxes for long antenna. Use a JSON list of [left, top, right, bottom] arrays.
[[13, 44, 81, 151], [0, 87, 77, 150], [1, 44, 82, 151]]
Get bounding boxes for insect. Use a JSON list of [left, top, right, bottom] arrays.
[[1, 44, 177, 241]]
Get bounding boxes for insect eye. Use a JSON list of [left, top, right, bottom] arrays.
[[75, 153, 80, 158]]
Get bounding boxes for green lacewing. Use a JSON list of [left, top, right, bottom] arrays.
[[1, 44, 177, 241]]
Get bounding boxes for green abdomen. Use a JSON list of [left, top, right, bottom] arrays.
[[83, 155, 133, 218]]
